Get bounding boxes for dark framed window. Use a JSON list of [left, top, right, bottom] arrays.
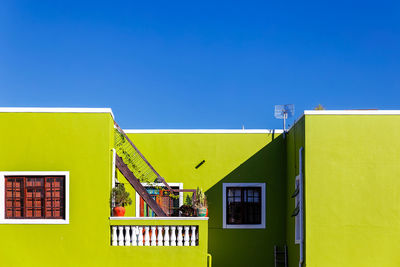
[[223, 183, 265, 228], [226, 187, 261, 225], [5, 176, 65, 219]]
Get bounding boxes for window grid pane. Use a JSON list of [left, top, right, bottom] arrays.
[[5, 177, 24, 219], [5, 176, 65, 219], [227, 187, 262, 225]]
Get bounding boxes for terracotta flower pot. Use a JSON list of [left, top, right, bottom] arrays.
[[113, 206, 126, 217]]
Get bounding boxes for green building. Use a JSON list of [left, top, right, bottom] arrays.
[[0, 108, 399, 267]]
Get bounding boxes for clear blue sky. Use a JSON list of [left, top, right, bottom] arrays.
[[1, 1, 399, 129]]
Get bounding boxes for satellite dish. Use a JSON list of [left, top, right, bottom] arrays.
[[274, 104, 295, 131]]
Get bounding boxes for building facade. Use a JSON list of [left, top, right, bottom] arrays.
[[0, 108, 399, 267]]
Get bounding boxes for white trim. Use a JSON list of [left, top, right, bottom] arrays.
[[0, 107, 114, 119], [109, 216, 209, 220], [298, 147, 304, 266], [294, 175, 301, 244], [303, 110, 400, 115], [0, 171, 69, 224], [289, 110, 400, 132], [111, 149, 116, 189], [222, 183, 266, 229], [123, 129, 284, 134], [135, 183, 183, 217]]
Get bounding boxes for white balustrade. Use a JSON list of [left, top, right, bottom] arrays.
[[112, 226, 118, 246], [144, 226, 150, 246], [157, 226, 163, 246], [184, 226, 190, 246], [138, 226, 144, 246], [190, 226, 197, 246], [170, 226, 176, 246], [111, 225, 199, 247], [124, 226, 131, 246], [118, 226, 124, 246], [131, 226, 137, 246], [177, 226, 183, 246], [151, 226, 157, 246], [164, 226, 170, 246]]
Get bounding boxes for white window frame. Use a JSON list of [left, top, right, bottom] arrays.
[[222, 183, 266, 229], [0, 171, 70, 224], [135, 183, 183, 217], [295, 175, 301, 244]]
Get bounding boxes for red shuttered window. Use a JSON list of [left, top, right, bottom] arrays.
[[5, 176, 65, 219]]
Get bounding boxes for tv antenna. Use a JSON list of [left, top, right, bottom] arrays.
[[274, 104, 295, 131]]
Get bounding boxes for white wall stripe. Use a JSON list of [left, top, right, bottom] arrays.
[[123, 129, 284, 134], [304, 110, 400, 115], [0, 107, 114, 119]]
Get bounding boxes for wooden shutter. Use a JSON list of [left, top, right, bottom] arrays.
[[5, 177, 24, 218]]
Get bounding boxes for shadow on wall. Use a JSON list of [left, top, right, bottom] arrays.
[[206, 135, 286, 267]]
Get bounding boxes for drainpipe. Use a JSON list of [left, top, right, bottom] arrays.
[[299, 147, 304, 267]]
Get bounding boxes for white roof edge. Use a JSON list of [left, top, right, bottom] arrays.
[[0, 107, 114, 119], [123, 129, 284, 134], [304, 110, 400, 115]]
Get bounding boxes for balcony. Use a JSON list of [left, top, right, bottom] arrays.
[[110, 217, 208, 247]]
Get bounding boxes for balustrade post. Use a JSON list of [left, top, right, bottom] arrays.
[[184, 226, 190, 246], [138, 226, 144, 246], [124, 226, 131, 246], [190, 226, 197, 246], [170, 226, 176, 246], [144, 226, 150, 246], [131, 226, 138, 246], [112, 226, 118, 246], [151, 226, 157, 246], [177, 226, 183, 246], [164, 226, 170, 246], [118, 226, 124, 246], [157, 226, 163, 246]]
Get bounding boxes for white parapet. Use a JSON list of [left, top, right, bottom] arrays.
[[110, 224, 199, 247]]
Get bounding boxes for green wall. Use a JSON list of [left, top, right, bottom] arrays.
[[285, 117, 305, 267], [128, 131, 287, 267], [0, 113, 114, 266], [305, 115, 400, 267], [0, 113, 208, 267]]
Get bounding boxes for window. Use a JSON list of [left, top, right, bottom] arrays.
[[135, 183, 183, 217], [223, 183, 266, 229], [0, 172, 69, 224]]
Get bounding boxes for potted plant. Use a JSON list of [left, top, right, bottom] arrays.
[[111, 183, 132, 217], [179, 195, 195, 217], [194, 187, 208, 217]]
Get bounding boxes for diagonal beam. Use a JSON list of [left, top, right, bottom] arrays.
[[115, 154, 167, 217]]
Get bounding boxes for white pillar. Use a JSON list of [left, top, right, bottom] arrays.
[[131, 226, 137, 246], [170, 226, 176, 246], [184, 226, 190, 246], [124, 226, 131, 246], [118, 226, 124, 246], [164, 226, 170, 246], [144, 226, 150, 246], [138, 226, 144, 246], [151, 226, 157, 246], [190, 226, 197, 246], [112, 226, 118, 246], [177, 226, 183, 246], [157, 226, 164, 246]]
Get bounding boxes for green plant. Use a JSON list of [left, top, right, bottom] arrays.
[[111, 184, 133, 207], [194, 187, 207, 209], [179, 204, 195, 217], [184, 194, 193, 206]]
